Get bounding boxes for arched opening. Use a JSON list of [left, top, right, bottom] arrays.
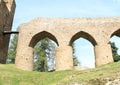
[[29, 31, 58, 72], [29, 31, 59, 47], [110, 29, 120, 62], [69, 31, 97, 46], [70, 31, 97, 69]]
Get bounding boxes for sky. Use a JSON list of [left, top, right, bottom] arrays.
[[12, 0, 120, 68], [13, 0, 120, 30]]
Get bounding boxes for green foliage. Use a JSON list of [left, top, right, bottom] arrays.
[[110, 42, 120, 62], [33, 38, 48, 72], [33, 38, 56, 72], [72, 43, 80, 66], [7, 34, 18, 63], [73, 56, 80, 66]]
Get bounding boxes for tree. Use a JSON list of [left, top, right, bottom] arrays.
[[33, 38, 56, 72], [72, 43, 80, 66], [33, 40, 48, 72], [7, 34, 18, 63], [110, 42, 120, 62]]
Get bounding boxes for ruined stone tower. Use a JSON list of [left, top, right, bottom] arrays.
[[0, 0, 16, 63]]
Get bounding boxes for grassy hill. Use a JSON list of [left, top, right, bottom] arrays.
[[0, 62, 120, 85]]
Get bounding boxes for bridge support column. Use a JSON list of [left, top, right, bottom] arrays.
[[55, 46, 73, 71], [15, 30, 33, 71], [15, 46, 33, 71], [94, 44, 113, 66]]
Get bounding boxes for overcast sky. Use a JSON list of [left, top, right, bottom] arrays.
[[12, 0, 120, 68]]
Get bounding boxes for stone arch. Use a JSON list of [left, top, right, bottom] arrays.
[[109, 28, 120, 62], [29, 31, 59, 48], [69, 31, 97, 68], [69, 31, 97, 46], [15, 31, 59, 71], [110, 28, 120, 38]]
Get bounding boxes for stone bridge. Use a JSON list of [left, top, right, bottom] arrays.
[[15, 17, 120, 71], [0, 0, 119, 71]]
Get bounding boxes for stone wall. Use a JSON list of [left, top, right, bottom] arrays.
[[16, 17, 120, 71], [0, 0, 16, 63]]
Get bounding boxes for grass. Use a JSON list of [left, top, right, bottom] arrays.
[[0, 62, 120, 85]]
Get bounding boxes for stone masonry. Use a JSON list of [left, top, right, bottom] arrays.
[[15, 17, 120, 71], [0, 0, 16, 63]]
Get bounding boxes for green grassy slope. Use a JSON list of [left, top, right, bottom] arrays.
[[0, 62, 120, 85]]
